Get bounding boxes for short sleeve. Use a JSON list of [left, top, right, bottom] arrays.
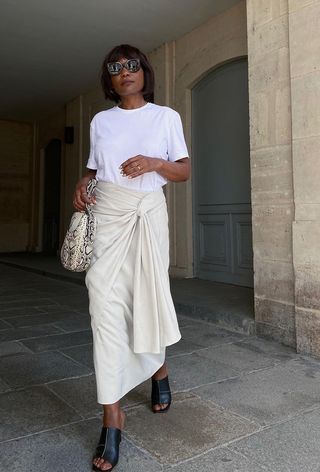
[[86, 120, 97, 170], [167, 111, 189, 162]]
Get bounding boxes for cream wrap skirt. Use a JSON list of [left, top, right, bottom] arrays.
[[85, 181, 181, 404]]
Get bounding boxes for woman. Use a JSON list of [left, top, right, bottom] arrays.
[[73, 44, 190, 471]]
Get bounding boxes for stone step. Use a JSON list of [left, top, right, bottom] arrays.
[[174, 300, 255, 335]]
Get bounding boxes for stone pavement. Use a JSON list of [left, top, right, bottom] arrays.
[[1, 264, 320, 472], [0, 252, 255, 335]]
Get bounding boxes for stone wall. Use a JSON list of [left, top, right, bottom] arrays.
[[289, 0, 320, 356], [0, 120, 34, 252], [247, 0, 320, 356], [246, 0, 296, 346]]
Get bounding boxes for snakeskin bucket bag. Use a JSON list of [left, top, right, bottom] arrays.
[[60, 178, 97, 272]]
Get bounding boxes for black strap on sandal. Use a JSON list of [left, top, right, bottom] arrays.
[[151, 375, 172, 413], [92, 426, 121, 471]]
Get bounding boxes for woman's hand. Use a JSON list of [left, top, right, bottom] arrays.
[[120, 155, 160, 179], [73, 172, 97, 211]]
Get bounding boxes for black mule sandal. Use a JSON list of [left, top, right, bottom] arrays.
[[151, 375, 172, 413], [92, 426, 121, 471]]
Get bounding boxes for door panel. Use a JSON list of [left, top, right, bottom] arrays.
[[199, 214, 230, 267], [192, 59, 253, 287]]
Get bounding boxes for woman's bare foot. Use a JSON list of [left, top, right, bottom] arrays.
[[152, 362, 169, 412], [93, 403, 125, 471]]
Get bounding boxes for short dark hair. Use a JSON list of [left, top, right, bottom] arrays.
[[101, 44, 154, 103]]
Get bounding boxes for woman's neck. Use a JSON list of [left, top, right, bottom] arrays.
[[118, 94, 147, 110]]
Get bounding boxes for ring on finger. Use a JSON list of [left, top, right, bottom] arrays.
[[137, 165, 141, 171]]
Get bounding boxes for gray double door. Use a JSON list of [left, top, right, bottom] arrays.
[[192, 58, 253, 287]]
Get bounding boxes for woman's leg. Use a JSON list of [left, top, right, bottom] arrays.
[[93, 401, 126, 471], [152, 361, 169, 411]]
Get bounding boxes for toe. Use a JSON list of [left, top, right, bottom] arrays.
[[96, 458, 104, 468], [93, 458, 103, 471], [153, 402, 169, 412], [100, 460, 113, 471]]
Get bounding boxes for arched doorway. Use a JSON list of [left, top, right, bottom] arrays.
[[192, 58, 253, 287]]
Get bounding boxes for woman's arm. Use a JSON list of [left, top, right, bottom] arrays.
[[73, 168, 97, 211], [120, 156, 190, 182], [155, 157, 190, 182]]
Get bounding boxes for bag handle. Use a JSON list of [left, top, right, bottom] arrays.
[[85, 178, 97, 213]]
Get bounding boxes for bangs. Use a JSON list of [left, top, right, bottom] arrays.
[[108, 45, 140, 63]]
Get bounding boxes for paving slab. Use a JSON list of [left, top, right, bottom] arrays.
[[0, 324, 61, 342], [230, 407, 320, 472], [20, 330, 93, 352], [0, 379, 11, 394], [180, 323, 245, 348], [0, 319, 12, 330], [53, 294, 89, 310], [176, 315, 205, 328], [39, 304, 79, 313], [0, 293, 57, 303], [122, 379, 150, 408], [0, 418, 163, 472], [0, 306, 49, 318], [38, 285, 85, 295], [0, 288, 37, 297], [48, 374, 100, 418], [52, 314, 92, 332], [60, 343, 94, 370], [0, 385, 81, 442], [124, 391, 258, 465], [0, 298, 59, 310], [164, 447, 268, 472], [167, 351, 239, 391], [192, 358, 320, 426], [197, 341, 277, 373], [73, 308, 91, 316], [0, 341, 31, 357], [2, 311, 87, 329], [166, 337, 204, 357], [0, 351, 92, 388], [234, 336, 298, 362]]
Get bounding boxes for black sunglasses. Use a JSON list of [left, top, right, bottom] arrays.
[[107, 59, 141, 76]]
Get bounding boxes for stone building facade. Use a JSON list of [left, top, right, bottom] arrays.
[[1, 0, 320, 357]]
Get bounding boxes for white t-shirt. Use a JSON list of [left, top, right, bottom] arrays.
[[86, 102, 189, 192]]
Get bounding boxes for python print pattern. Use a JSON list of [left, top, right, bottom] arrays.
[[60, 178, 97, 272]]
